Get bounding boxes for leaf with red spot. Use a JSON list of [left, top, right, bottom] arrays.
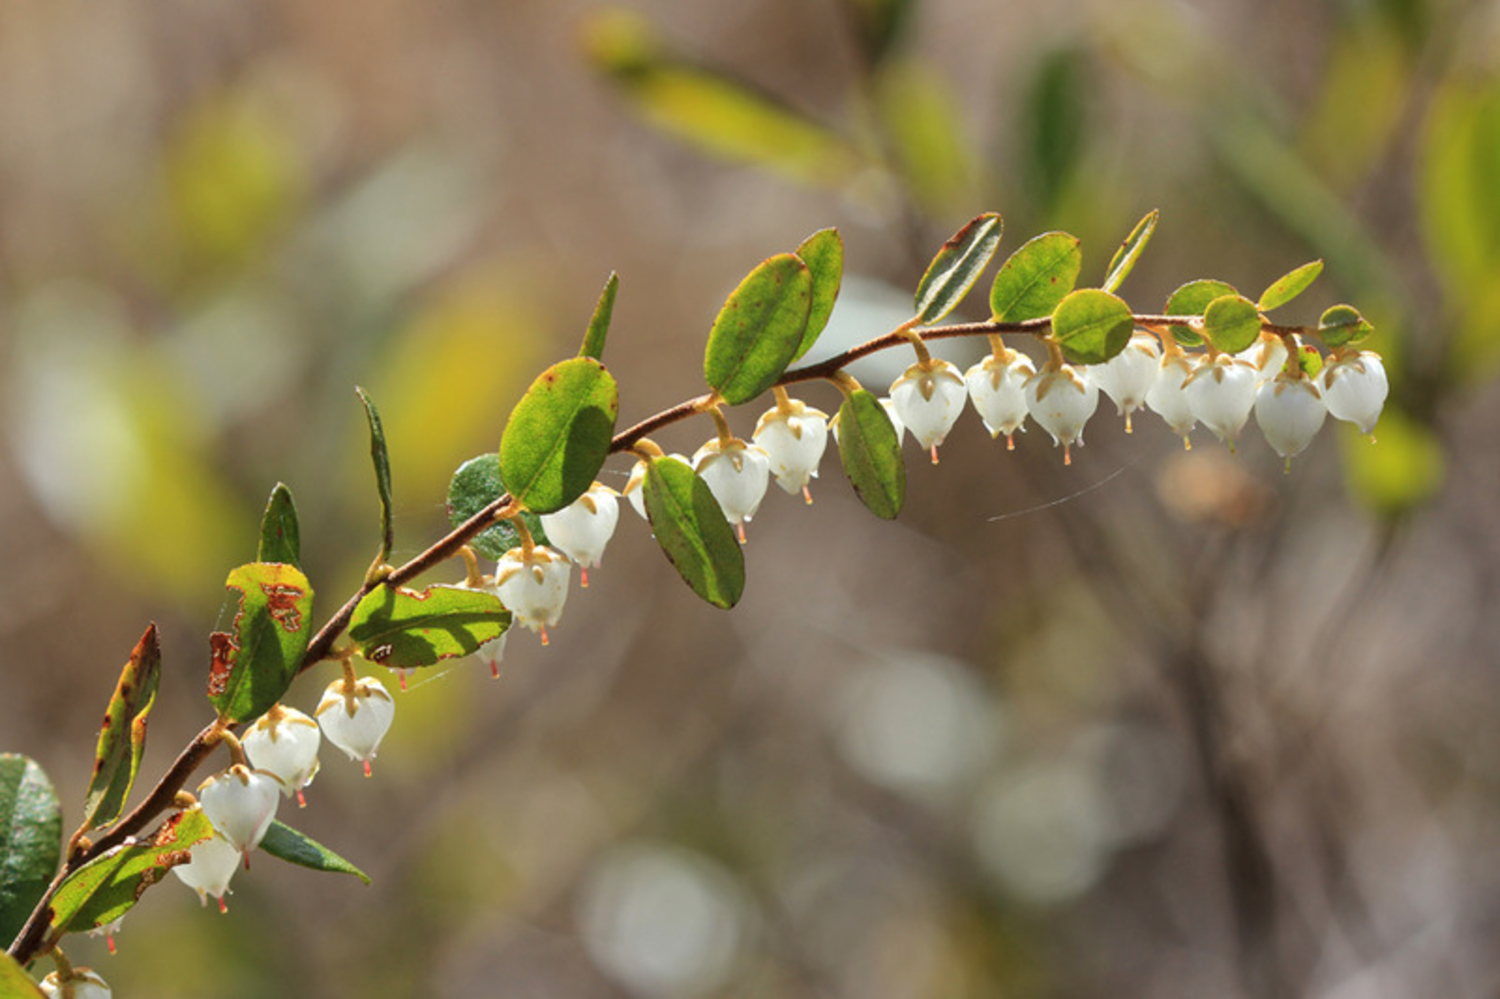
[[703, 253, 813, 405], [348, 584, 511, 670], [80, 625, 162, 833], [206, 563, 314, 724]]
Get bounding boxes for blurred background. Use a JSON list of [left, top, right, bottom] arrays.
[[3, 0, 1499, 996]]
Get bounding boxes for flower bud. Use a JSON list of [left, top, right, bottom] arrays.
[[1145, 352, 1198, 447], [1024, 363, 1098, 464], [242, 705, 320, 808], [196, 765, 279, 858], [540, 482, 620, 587], [1254, 374, 1327, 466], [316, 675, 396, 776], [753, 399, 829, 503], [889, 358, 967, 463], [1089, 332, 1160, 432], [40, 968, 112, 999], [1184, 354, 1258, 447], [693, 438, 771, 542], [1319, 350, 1387, 436], [964, 350, 1034, 448], [494, 545, 571, 642], [172, 831, 241, 911]]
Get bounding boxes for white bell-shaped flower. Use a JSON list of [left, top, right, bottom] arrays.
[[693, 437, 771, 542], [888, 358, 967, 463], [1254, 374, 1327, 466], [1237, 333, 1291, 383], [1320, 350, 1387, 436], [753, 399, 829, 503], [242, 705, 320, 808], [1024, 363, 1098, 464], [196, 764, 279, 858], [1184, 354, 1259, 447], [316, 675, 396, 776], [494, 545, 571, 642], [40, 968, 112, 999], [1089, 332, 1160, 432], [1145, 352, 1198, 447], [172, 831, 241, 912], [964, 350, 1034, 448], [540, 482, 620, 587]]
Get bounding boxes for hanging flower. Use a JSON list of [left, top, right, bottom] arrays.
[[196, 765, 280, 860], [753, 399, 829, 502], [1319, 350, 1387, 436], [1254, 374, 1327, 466], [1184, 354, 1259, 447], [540, 482, 620, 587], [1237, 333, 1291, 383], [172, 832, 242, 912], [965, 349, 1034, 448], [242, 705, 321, 808], [1145, 352, 1198, 447], [1024, 362, 1098, 464], [888, 358, 968, 463], [39, 968, 112, 999], [1089, 332, 1160, 432], [693, 437, 771, 542], [493, 545, 571, 643], [316, 675, 396, 776]]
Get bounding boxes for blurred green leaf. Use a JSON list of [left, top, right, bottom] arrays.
[[580, 272, 619, 362], [835, 390, 905, 520], [704, 254, 812, 405], [50, 809, 213, 936], [260, 821, 370, 884], [349, 584, 511, 671], [844, 0, 916, 63], [257, 482, 301, 567], [582, 9, 864, 187], [1318, 304, 1375, 348], [1102, 209, 1159, 294], [1258, 260, 1324, 311], [1300, 21, 1410, 188], [792, 228, 844, 361], [1021, 48, 1089, 213], [914, 213, 1003, 324], [1202, 294, 1263, 354], [500, 358, 619, 514], [1051, 289, 1133, 365], [356, 387, 394, 564], [1165, 279, 1239, 347], [207, 563, 313, 724], [873, 58, 976, 213], [446, 454, 548, 561], [1342, 407, 1444, 515], [990, 231, 1082, 322], [0, 755, 61, 950], [0, 951, 44, 997], [81, 626, 161, 833], [643, 456, 744, 609]]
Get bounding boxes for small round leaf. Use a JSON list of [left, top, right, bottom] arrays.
[[1051, 289, 1133, 365], [1202, 294, 1263, 354], [500, 357, 619, 514]]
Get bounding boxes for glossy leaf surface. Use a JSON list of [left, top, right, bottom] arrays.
[[1101, 209, 1158, 293], [81, 625, 162, 832], [989, 231, 1082, 322], [500, 357, 619, 514], [348, 584, 511, 670], [913, 213, 1002, 324], [1051, 289, 1133, 365], [446, 454, 548, 560], [257, 482, 301, 567], [1258, 260, 1324, 311], [1165, 279, 1238, 346], [0, 755, 61, 949], [206, 563, 314, 724], [643, 456, 744, 609], [260, 820, 370, 884], [49, 808, 212, 935], [792, 228, 843, 361], [835, 390, 905, 520], [703, 253, 812, 405], [1202, 294, 1264, 354]]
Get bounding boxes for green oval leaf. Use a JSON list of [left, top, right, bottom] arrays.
[[0, 755, 61, 950], [207, 563, 314, 724], [259, 820, 369, 884], [81, 625, 162, 833], [1051, 289, 1133, 365], [50, 808, 212, 936], [1165, 279, 1238, 346], [914, 212, 1003, 323], [348, 584, 511, 670], [0, 951, 44, 997], [989, 230, 1082, 322], [446, 454, 548, 561], [792, 228, 844, 361], [643, 456, 745, 609], [1102, 209, 1158, 293], [703, 253, 813, 405], [1258, 259, 1324, 311], [579, 272, 619, 361], [500, 357, 619, 514], [1202, 294, 1264, 354], [257, 482, 301, 567], [355, 387, 394, 563], [1318, 304, 1375, 347], [835, 390, 905, 520]]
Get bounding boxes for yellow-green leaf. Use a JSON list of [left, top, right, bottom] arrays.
[[500, 358, 619, 514], [792, 228, 843, 361], [1101, 209, 1158, 293], [1051, 289, 1133, 365], [990, 231, 1082, 322], [81, 625, 162, 832], [348, 584, 511, 670], [703, 253, 812, 405], [1258, 260, 1324, 311], [206, 563, 313, 724], [835, 390, 905, 520], [1202, 294, 1264, 354]]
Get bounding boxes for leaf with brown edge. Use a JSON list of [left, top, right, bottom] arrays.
[[81, 625, 162, 832]]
